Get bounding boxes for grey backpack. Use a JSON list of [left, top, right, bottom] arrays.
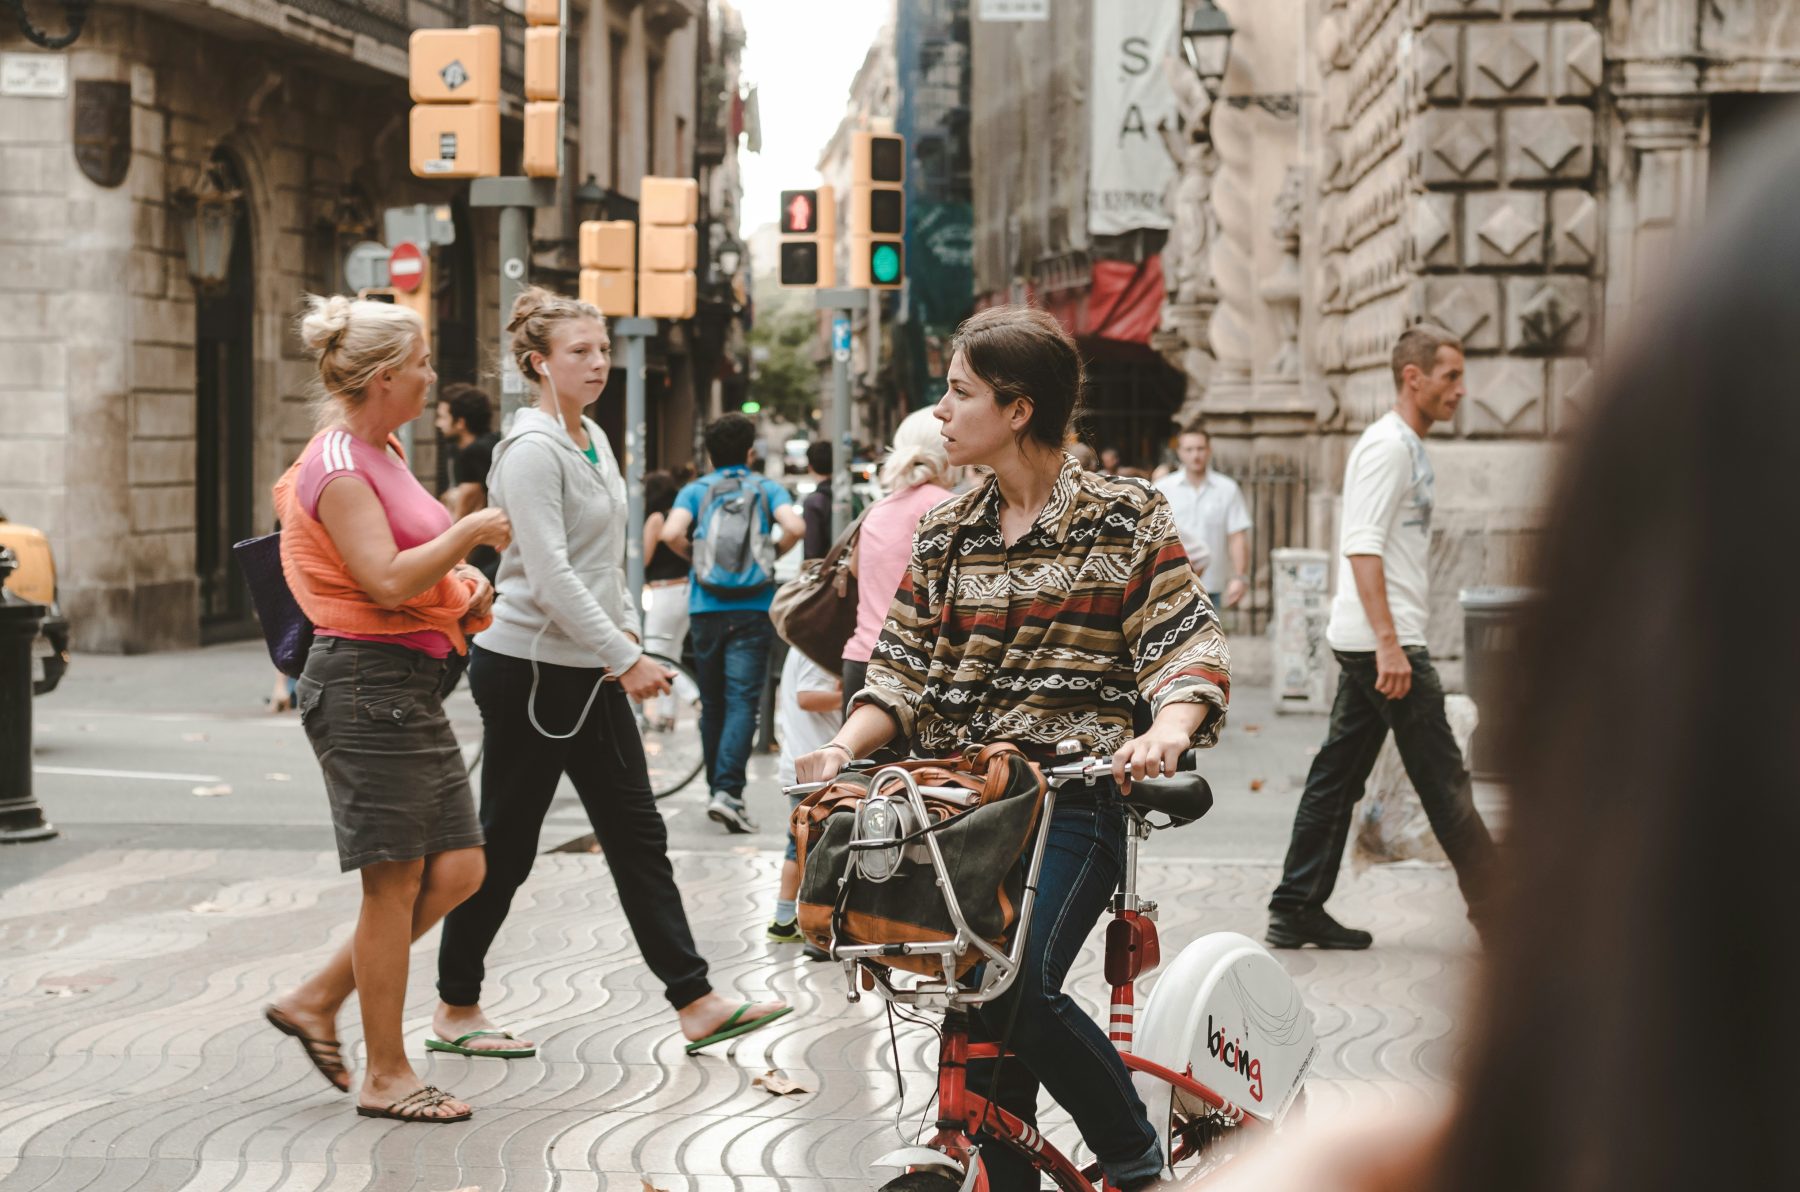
[[692, 473, 777, 594]]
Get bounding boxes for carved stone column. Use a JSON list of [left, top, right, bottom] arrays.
[[1604, 88, 1707, 353], [1157, 62, 1221, 427]]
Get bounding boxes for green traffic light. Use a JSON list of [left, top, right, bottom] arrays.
[[871, 242, 901, 285], [741, 400, 762, 413]]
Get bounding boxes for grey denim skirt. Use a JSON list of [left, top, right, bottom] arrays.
[[295, 637, 483, 872]]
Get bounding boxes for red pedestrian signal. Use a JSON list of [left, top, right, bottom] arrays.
[[782, 190, 818, 235], [778, 186, 835, 288]]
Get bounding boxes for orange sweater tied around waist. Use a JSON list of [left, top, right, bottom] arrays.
[[273, 435, 492, 653]]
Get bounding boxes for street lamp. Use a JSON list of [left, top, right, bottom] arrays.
[[1181, 0, 1235, 97], [173, 164, 242, 295], [575, 174, 605, 221]]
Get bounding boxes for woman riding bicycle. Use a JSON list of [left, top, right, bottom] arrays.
[[795, 305, 1230, 1192]]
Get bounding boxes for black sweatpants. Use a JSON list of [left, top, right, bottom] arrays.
[[437, 644, 711, 1009]]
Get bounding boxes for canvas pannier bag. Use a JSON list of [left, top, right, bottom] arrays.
[[768, 507, 869, 676], [793, 743, 1047, 977]]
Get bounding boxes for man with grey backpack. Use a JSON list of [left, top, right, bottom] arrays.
[[661, 414, 805, 832]]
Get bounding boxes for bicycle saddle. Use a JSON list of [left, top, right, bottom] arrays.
[[1126, 772, 1214, 827]]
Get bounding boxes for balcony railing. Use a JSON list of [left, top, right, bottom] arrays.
[[275, 0, 529, 97]]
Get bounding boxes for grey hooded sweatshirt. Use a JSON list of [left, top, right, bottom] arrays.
[[475, 407, 643, 675]]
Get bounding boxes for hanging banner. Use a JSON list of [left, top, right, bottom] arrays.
[[1089, 0, 1179, 236]]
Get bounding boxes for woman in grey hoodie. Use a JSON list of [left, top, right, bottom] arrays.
[[433, 288, 790, 1057]]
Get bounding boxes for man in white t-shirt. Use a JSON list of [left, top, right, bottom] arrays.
[[1154, 422, 1252, 606], [1267, 325, 1496, 950]]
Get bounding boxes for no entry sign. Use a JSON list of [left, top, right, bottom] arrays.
[[389, 242, 425, 293]]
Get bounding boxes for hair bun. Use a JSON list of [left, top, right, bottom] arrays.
[[505, 286, 556, 335], [300, 294, 355, 356]]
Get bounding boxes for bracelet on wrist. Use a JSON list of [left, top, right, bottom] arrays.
[[821, 741, 852, 759]]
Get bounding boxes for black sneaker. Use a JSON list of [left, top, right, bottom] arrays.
[[766, 918, 803, 944], [1265, 908, 1373, 950]]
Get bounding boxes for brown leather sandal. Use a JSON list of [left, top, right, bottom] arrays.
[[264, 1004, 350, 1092], [354, 1085, 472, 1123]]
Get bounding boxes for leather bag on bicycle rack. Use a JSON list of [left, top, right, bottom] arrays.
[[792, 743, 1047, 977]]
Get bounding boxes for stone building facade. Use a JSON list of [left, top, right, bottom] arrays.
[[985, 0, 1800, 660], [1, 0, 741, 654]]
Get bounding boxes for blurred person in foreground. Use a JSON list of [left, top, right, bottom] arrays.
[[1209, 106, 1800, 1192]]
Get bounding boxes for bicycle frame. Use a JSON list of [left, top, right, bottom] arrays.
[[846, 763, 1268, 1191]]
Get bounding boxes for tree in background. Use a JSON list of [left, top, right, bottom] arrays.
[[747, 302, 820, 427]]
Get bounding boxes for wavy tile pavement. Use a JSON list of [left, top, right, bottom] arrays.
[[0, 846, 1474, 1190]]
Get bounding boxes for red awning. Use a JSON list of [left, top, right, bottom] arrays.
[[977, 256, 1165, 346]]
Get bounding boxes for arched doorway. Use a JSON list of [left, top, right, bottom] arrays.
[[194, 152, 257, 639]]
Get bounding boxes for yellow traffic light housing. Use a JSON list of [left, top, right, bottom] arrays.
[[410, 26, 501, 178], [579, 220, 636, 317], [408, 27, 500, 104], [849, 131, 905, 290], [638, 177, 698, 319]]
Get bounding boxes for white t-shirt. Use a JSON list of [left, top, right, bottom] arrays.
[[777, 648, 844, 787], [1327, 412, 1434, 651], [1154, 468, 1252, 593]]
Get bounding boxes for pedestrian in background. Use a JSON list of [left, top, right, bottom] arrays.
[[1266, 324, 1495, 950], [1154, 421, 1250, 606], [1212, 109, 1800, 1192], [265, 295, 510, 1124], [640, 469, 691, 659], [435, 382, 502, 582], [800, 439, 833, 560], [840, 407, 956, 717], [433, 288, 790, 1059], [660, 413, 805, 834], [766, 646, 841, 945]]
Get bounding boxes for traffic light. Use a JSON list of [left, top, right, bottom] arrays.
[[521, 0, 563, 178], [778, 187, 836, 288], [638, 176, 698, 320], [579, 219, 636, 317], [409, 27, 501, 178], [849, 131, 905, 290]]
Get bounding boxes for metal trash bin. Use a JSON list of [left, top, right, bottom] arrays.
[[1459, 586, 1539, 783]]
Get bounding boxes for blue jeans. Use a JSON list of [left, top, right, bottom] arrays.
[[968, 789, 1164, 1192], [689, 609, 775, 805]]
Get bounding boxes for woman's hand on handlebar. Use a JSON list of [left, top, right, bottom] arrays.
[[617, 654, 674, 702], [794, 744, 850, 786], [1110, 723, 1191, 794]]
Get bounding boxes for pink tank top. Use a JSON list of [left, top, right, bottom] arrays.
[[296, 429, 455, 657]]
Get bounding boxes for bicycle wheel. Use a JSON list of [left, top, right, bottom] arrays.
[[635, 651, 705, 799]]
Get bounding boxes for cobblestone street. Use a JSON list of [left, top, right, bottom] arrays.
[[1, 842, 1472, 1191]]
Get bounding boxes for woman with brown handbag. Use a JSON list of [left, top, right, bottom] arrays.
[[793, 305, 1231, 1192], [838, 407, 957, 717]]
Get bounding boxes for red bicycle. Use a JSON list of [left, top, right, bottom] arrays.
[[792, 744, 1315, 1190]]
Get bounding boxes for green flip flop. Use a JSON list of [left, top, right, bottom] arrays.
[[683, 1002, 794, 1055], [424, 1029, 537, 1059]]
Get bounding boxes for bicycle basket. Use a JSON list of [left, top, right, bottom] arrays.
[[792, 744, 1046, 977]]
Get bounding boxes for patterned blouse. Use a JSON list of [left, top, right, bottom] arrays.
[[854, 456, 1231, 761]]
